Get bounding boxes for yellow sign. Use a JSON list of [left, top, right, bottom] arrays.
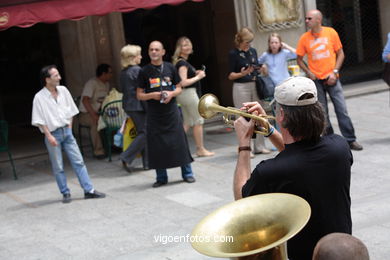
[[288, 65, 300, 76]]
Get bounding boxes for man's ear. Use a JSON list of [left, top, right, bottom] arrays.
[[277, 106, 285, 124], [162, 48, 166, 56], [279, 106, 284, 116]]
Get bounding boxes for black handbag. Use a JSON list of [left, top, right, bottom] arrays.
[[383, 63, 390, 87], [255, 74, 275, 100], [255, 74, 265, 100]]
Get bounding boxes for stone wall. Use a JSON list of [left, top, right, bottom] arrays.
[[233, 0, 314, 55], [379, 0, 390, 47]]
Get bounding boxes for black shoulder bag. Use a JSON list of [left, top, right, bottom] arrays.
[[255, 74, 275, 100]]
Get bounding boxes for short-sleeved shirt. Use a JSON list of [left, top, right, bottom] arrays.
[[228, 47, 259, 83], [137, 62, 180, 109], [120, 65, 146, 112], [296, 26, 342, 80], [175, 59, 200, 90], [32, 85, 79, 132], [242, 134, 352, 260], [79, 77, 109, 113], [258, 49, 297, 86]]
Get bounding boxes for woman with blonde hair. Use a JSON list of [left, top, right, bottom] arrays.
[[228, 27, 270, 156], [172, 36, 214, 157], [119, 44, 148, 172]]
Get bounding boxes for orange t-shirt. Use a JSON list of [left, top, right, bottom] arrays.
[[296, 26, 342, 80]]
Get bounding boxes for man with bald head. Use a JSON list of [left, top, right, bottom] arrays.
[[313, 233, 370, 260], [137, 41, 195, 187], [296, 9, 363, 151]]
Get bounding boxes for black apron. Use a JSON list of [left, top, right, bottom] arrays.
[[146, 100, 193, 169]]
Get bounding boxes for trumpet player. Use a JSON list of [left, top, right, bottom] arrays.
[[233, 77, 352, 260]]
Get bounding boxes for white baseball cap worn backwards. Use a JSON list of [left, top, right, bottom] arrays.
[[274, 76, 317, 106]]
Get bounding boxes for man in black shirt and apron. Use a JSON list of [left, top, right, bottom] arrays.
[[137, 41, 194, 188]]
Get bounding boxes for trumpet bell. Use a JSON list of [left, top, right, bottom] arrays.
[[191, 193, 311, 259], [198, 93, 220, 119]]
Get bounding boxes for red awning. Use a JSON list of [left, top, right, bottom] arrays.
[[0, 0, 204, 31]]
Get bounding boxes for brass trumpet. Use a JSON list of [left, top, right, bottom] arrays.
[[198, 94, 275, 135]]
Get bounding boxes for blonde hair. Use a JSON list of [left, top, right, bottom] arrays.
[[234, 27, 254, 47], [172, 36, 191, 65], [120, 44, 141, 69]]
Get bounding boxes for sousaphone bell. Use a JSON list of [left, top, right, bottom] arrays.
[[191, 193, 311, 260]]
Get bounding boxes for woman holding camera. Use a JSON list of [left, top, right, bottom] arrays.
[[228, 27, 270, 156]]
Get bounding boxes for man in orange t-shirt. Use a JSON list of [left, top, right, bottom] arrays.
[[297, 9, 363, 151]]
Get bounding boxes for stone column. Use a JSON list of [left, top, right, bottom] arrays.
[[107, 12, 126, 91], [378, 0, 390, 45], [58, 17, 97, 96], [58, 13, 125, 96]]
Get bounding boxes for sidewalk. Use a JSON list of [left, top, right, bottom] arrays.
[[1, 80, 390, 259]]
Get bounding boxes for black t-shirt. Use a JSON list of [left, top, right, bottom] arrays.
[[138, 62, 181, 110], [242, 134, 353, 260], [175, 59, 200, 90], [228, 47, 259, 83], [120, 65, 146, 112]]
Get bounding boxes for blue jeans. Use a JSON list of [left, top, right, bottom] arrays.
[[315, 79, 356, 142], [155, 164, 193, 183], [44, 126, 93, 195]]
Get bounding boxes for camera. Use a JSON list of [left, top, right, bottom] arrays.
[[252, 64, 262, 70], [160, 91, 168, 103]]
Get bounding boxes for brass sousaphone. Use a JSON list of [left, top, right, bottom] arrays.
[[198, 94, 275, 135], [191, 193, 311, 260]]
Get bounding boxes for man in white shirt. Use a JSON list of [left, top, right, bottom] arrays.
[[79, 64, 112, 159], [32, 65, 106, 203]]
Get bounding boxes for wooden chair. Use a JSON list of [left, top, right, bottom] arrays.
[[0, 120, 17, 180]]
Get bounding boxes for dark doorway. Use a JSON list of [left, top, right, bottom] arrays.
[[121, 0, 237, 105], [317, 0, 383, 84], [0, 23, 64, 125]]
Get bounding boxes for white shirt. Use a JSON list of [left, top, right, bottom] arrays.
[[32, 85, 79, 133]]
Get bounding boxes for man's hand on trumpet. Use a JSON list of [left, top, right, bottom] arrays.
[[236, 101, 285, 152], [234, 101, 265, 146], [233, 115, 254, 147], [241, 101, 267, 117], [241, 101, 270, 135]]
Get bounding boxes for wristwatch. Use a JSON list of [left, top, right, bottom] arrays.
[[238, 146, 251, 152], [333, 69, 339, 74]]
